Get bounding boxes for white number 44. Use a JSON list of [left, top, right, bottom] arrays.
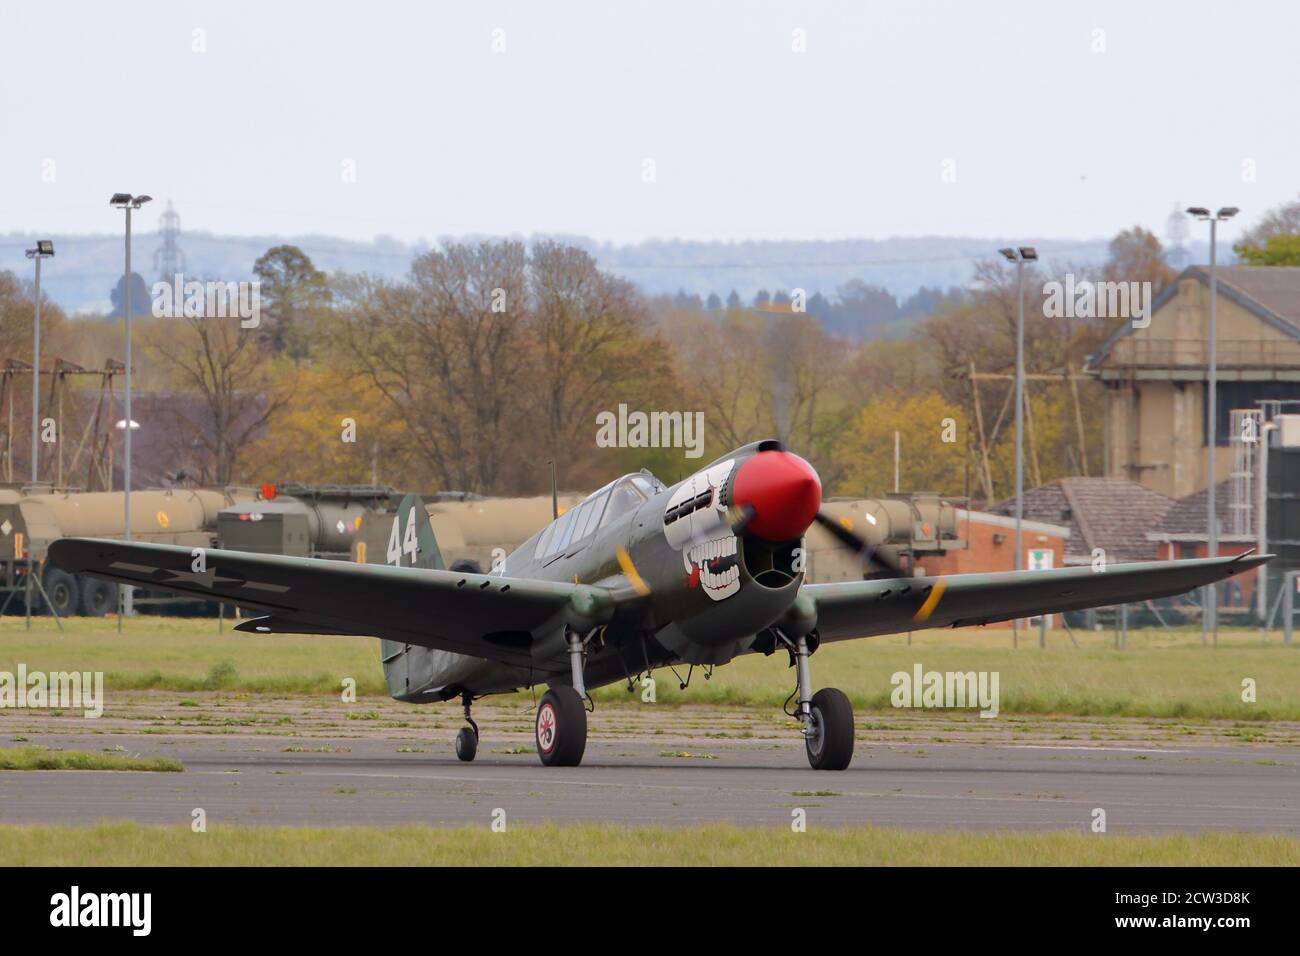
[[387, 511, 420, 566]]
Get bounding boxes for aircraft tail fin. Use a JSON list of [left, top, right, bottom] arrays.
[[385, 494, 445, 571], [379, 495, 444, 694]]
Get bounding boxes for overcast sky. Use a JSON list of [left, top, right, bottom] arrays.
[[3, 0, 1297, 245]]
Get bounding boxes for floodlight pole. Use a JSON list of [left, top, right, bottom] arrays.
[[124, 202, 134, 621], [1014, 254, 1025, 583], [998, 245, 1036, 647], [31, 256, 42, 484], [24, 243, 54, 485], [111, 193, 151, 625], [1010, 253, 1027, 649], [1206, 216, 1217, 646], [1188, 205, 1236, 647]]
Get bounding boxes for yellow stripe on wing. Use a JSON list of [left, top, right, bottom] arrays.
[[911, 578, 947, 623], [615, 546, 651, 596]]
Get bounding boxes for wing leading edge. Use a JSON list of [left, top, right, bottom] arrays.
[[805, 553, 1271, 643], [47, 537, 619, 669]]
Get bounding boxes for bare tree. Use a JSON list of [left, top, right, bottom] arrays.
[[662, 307, 767, 451], [529, 241, 664, 484], [340, 242, 530, 492], [153, 315, 288, 484]]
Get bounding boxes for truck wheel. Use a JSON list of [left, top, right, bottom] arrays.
[[78, 577, 114, 617], [42, 568, 80, 618]]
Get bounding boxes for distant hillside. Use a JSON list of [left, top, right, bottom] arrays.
[[0, 230, 1216, 316]]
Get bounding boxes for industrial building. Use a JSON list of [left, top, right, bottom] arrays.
[[1088, 265, 1300, 499]]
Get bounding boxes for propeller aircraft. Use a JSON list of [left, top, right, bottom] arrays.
[[49, 440, 1268, 770]]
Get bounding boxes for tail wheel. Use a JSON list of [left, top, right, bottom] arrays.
[[535, 686, 587, 767], [41, 568, 80, 618], [79, 577, 114, 617], [805, 687, 854, 771], [454, 726, 478, 762]]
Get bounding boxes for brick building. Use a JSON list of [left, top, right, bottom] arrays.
[[1147, 479, 1259, 610]]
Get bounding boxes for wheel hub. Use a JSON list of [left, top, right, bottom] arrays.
[[536, 702, 557, 753], [805, 710, 824, 756]]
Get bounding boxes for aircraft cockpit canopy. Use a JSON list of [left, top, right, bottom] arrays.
[[532, 472, 664, 561]]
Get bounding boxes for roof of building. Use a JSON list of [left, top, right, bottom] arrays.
[[956, 509, 1070, 538], [1213, 266, 1300, 327], [1089, 265, 1300, 366], [1148, 480, 1254, 541], [989, 477, 1173, 564]]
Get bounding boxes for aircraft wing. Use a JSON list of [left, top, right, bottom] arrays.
[[48, 538, 619, 669], [805, 553, 1270, 643]]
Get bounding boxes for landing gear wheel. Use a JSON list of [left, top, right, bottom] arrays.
[[535, 686, 587, 767], [455, 726, 478, 762], [805, 687, 854, 770]]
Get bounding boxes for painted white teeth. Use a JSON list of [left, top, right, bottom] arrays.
[[682, 534, 741, 600], [687, 535, 736, 568]]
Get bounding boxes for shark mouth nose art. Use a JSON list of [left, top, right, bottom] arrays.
[[685, 534, 739, 599]]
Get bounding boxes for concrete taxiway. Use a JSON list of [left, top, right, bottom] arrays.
[[0, 692, 1296, 832]]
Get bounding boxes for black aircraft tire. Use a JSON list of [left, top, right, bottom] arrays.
[[455, 726, 478, 762], [535, 686, 587, 767], [42, 568, 80, 618], [78, 576, 114, 617], [805, 687, 855, 771]]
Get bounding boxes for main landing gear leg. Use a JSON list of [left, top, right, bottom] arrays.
[[535, 628, 589, 767], [787, 632, 855, 771], [455, 692, 478, 762], [568, 627, 588, 700]]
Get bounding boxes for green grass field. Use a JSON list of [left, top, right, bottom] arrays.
[[2, 617, 1296, 720], [0, 821, 1293, 866], [0, 746, 183, 772]]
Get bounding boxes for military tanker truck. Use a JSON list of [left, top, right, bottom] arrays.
[[804, 493, 968, 581], [217, 483, 402, 560], [0, 486, 254, 616]]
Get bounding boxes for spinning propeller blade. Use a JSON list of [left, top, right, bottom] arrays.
[[811, 510, 902, 575]]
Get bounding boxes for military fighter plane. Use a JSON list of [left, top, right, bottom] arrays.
[[49, 440, 1268, 770]]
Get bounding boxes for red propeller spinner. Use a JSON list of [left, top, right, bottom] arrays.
[[731, 450, 822, 542]]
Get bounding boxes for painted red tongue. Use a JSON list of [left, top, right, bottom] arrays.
[[731, 451, 821, 541]]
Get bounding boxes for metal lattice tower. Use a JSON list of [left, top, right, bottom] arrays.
[[153, 199, 186, 279], [1166, 201, 1190, 269], [1229, 408, 1263, 536]]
